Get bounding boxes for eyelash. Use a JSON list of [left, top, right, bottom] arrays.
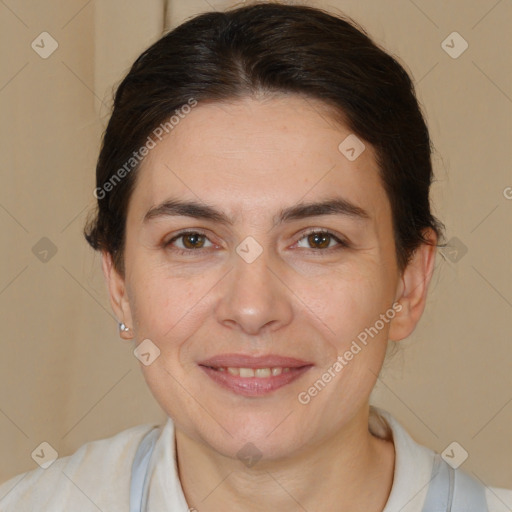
[[163, 228, 349, 256]]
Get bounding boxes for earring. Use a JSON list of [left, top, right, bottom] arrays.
[[119, 322, 130, 332], [118, 321, 133, 341]]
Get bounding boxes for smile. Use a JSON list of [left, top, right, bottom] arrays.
[[199, 355, 313, 396]]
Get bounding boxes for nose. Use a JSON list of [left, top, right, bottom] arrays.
[[214, 243, 294, 336]]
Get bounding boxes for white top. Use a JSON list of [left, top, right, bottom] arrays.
[[1, 406, 510, 511]]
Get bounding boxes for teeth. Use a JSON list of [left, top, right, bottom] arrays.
[[240, 368, 255, 377], [220, 367, 291, 377]]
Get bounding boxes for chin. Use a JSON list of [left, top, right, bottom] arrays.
[[200, 414, 307, 463]]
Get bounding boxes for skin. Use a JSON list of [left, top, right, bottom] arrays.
[[102, 94, 437, 511]]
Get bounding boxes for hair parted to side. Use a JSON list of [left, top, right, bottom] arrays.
[[84, 0, 445, 278]]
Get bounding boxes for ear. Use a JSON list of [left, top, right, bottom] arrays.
[[388, 229, 438, 342], [101, 251, 134, 340]]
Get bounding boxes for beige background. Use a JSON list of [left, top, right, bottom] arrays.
[[1, 0, 511, 490]]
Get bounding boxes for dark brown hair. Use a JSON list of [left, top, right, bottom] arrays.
[[84, 1, 444, 277]]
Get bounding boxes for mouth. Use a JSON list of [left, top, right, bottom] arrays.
[[198, 354, 313, 397]]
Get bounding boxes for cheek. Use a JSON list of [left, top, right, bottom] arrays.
[[300, 266, 392, 412], [312, 262, 392, 348], [128, 264, 218, 357], [128, 269, 215, 421]]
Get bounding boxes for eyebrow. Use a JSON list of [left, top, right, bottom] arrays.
[[143, 197, 370, 227]]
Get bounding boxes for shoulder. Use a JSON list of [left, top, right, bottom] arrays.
[[370, 406, 512, 512], [0, 422, 159, 511], [485, 487, 512, 512]]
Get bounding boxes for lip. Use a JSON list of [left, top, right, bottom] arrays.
[[198, 353, 313, 397]]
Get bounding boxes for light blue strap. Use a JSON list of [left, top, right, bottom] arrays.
[[130, 427, 161, 512], [422, 453, 488, 511], [451, 466, 489, 512], [422, 454, 451, 511]]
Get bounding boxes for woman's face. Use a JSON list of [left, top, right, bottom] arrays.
[[104, 95, 430, 460]]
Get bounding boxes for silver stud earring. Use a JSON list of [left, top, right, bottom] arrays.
[[119, 322, 130, 332]]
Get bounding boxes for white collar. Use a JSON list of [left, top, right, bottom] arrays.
[[371, 406, 435, 511], [145, 406, 435, 511]]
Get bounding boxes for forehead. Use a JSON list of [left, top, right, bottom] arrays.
[[128, 95, 390, 227]]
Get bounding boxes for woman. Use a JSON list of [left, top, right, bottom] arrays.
[[1, 2, 510, 511]]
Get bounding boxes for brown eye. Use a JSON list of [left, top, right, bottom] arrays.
[[307, 232, 331, 249], [164, 231, 213, 253], [296, 230, 348, 251], [181, 232, 206, 249]]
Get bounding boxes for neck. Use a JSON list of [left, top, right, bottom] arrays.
[[174, 406, 395, 512]]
